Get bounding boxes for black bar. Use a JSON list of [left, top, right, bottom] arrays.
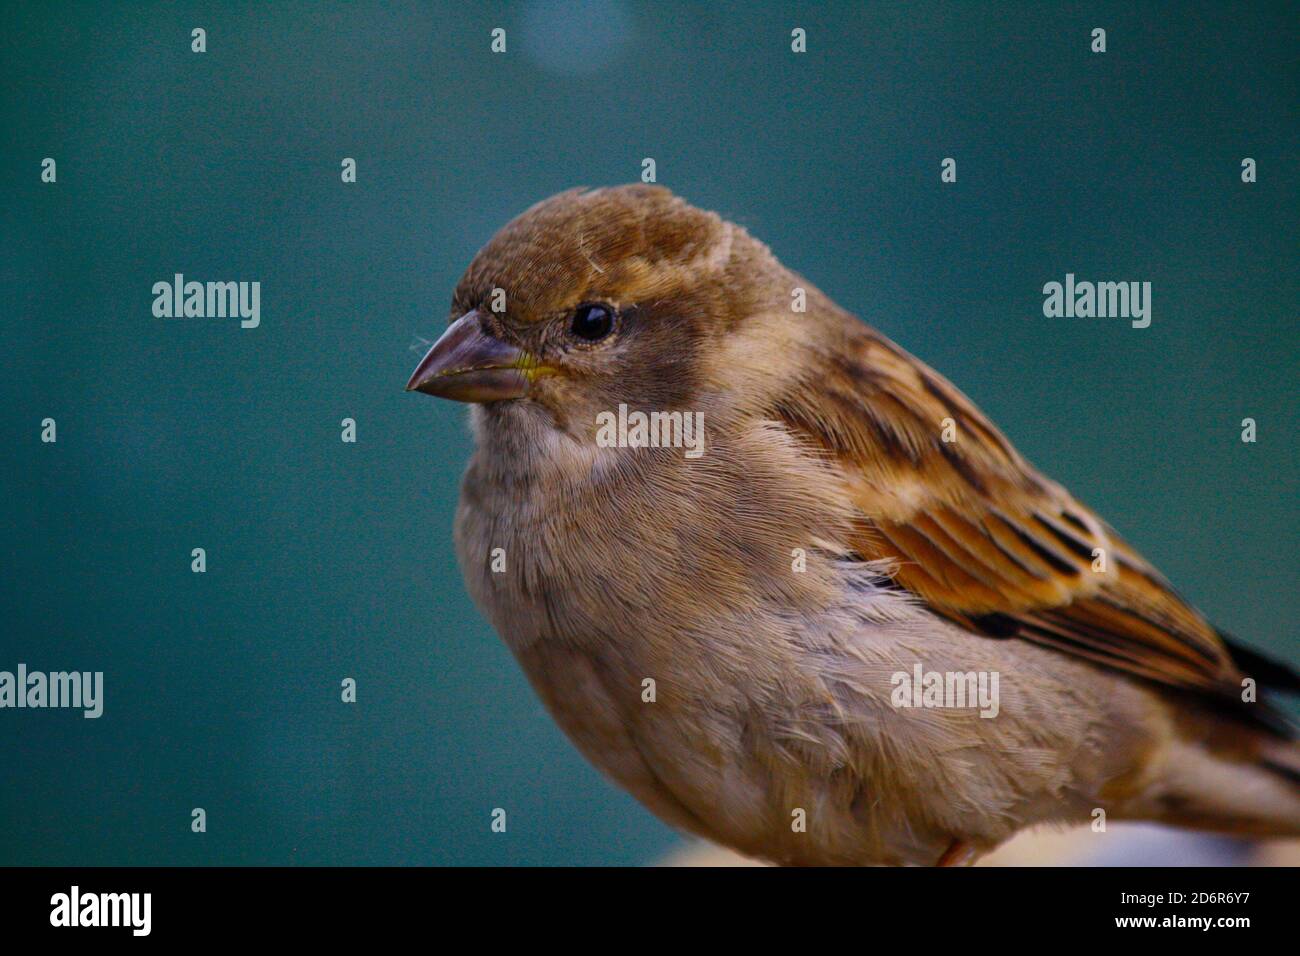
[[0, 866, 1289, 941]]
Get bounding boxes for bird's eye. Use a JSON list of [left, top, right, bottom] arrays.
[[569, 303, 615, 342]]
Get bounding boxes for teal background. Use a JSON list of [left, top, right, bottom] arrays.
[[1, 1, 1295, 865]]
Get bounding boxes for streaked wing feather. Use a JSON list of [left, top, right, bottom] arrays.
[[777, 330, 1243, 701]]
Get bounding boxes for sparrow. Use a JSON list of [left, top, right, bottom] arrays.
[[407, 185, 1300, 866]]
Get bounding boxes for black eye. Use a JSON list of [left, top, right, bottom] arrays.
[[569, 303, 615, 341]]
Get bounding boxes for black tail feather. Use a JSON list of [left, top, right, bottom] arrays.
[[1219, 630, 1300, 694]]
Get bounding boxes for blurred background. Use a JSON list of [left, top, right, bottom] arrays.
[[1, 1, 1295, 865]]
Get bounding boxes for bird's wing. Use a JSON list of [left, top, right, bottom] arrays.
[[775, 329, 1246, 702]]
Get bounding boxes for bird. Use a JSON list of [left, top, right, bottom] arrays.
[[406, 184, 1300, 866]]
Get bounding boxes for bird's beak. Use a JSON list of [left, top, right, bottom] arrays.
[[405, 310, 543, 403]]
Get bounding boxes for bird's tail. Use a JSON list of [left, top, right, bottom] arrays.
[[1144, 730, 1300, 838], [1138, 635, 1300, 839]]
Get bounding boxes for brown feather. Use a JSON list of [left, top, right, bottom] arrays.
[[772, 326, 1262, 714]]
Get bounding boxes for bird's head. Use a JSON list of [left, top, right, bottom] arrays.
[[406, 185, 798, 438]]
